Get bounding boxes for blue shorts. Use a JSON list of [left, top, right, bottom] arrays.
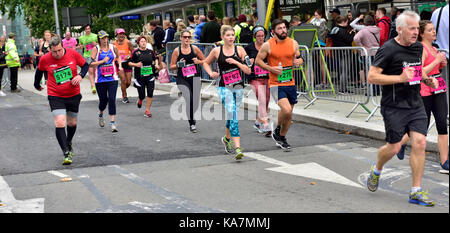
[[270, 85, 298, 105]]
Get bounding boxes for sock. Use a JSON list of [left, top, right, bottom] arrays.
[[66, 125, 77, 144], [411, 187, 422, 193], [110, 121, 115, 125], [55, 127, 69, 153], [99, 113, 103, 118], [373, 166, 381, 176]]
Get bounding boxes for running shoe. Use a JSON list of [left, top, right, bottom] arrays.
[[272, 130, 291, 150], [396, 144, 407, 160], [91, 86, 96, 94], [144, 110, 152, 118], [409, 189, 435, 207], [99, 116, 105, 127], [440, 160, 449, 174], [367, 165, 381, 192], [234, 147, 244, 160], [253, 121, 263, 133], [122, 97, 130, 104], [190, 125, 198, 133], [62, 152, 73, 165], [111, 123, 118, 133], [137, 99, 143, 109], [221, 136, 234, 154], [0, 90, 6, 97], [262, 123, 272, 137]]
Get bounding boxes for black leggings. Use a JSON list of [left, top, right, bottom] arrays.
[[95, 81, 118, 115], [0, 66, 6, 90], [176, 76, 201, 126], [422, 93, 448, 135], [136, 77, 155, 99], [9, 66, 18, 90]]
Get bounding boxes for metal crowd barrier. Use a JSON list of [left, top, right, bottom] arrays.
[[366, 47, 381, 122], [305, 46, 371, 118]]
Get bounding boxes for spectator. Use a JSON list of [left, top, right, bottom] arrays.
[[350, 14, 366, 32], [194, 15, 199, 25], [420, 10, 432, 21], [149, 20, 166, 55], [187, 15, 196, 31], [311, 9, 329, 44], [200, 11, 221, 43], [174, 22, 187, 41], [0, 36, 7, 96], [162, 20, 176, 46], [375, 7, 391, 46], [329, 8, 341, 29], [330, 16, 355, 47], [347, 10, 354, 23], [5, 33, 20, 93], [431, 4, 448, 57], [389, 8, 404, 39], [234, 14, 253, 44], [287, 16, 302, 38], [222, 17, 232, 26], [194, 15, 206, 42]]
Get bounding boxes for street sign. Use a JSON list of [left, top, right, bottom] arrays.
[[62, 7, 91, 27], [120, 14, 141, 21]]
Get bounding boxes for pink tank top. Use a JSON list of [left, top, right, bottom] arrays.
[[420, 43, 441, 97]]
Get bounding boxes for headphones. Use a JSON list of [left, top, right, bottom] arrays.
[[252, 26, 267, 38]]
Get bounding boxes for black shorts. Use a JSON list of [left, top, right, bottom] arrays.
[[48, 94, 82, 117], [381, 105, 428, 144], [270, 85, 298, 105]]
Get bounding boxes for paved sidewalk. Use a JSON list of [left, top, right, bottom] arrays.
[[3, 69, 443, 157]]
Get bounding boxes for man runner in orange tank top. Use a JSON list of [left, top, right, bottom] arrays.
[[255, 19, 304, 150]]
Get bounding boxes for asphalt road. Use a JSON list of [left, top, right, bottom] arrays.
[[0, 89, 448, 214]]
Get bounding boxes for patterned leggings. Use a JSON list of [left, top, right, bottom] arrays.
[[217, 86, 244, 137]]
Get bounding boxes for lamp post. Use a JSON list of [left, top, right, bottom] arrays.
[[53, 0, 61, 37]]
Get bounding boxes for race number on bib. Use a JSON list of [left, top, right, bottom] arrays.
[[405, 65, 422, 85], [277, 67, 293, 83], [100, 64, 114, 77], [182, 64, 197, 78], [223, 69, 242, 86], [53, 66, 72, 85], [254, 65, 269, 77], [430, 75, 447, 94], [141, 66, 153, 77], [85, 43, 95, 51]]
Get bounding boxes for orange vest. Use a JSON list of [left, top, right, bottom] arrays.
[[114, 39, 131, 61], [267, 37, 296, 87]]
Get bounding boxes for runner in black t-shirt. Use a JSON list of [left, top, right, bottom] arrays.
[[365, 11, 439, 207]]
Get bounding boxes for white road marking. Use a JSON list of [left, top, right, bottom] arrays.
[[245, 152, 363, 189], [0, 176, 45, 213], [48, 170, 69, 178]]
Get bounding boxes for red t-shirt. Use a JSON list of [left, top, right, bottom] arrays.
[[38, 48, 86, 98]]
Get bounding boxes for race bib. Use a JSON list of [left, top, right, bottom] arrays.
[[254, 65, 269, 77], [100, 64, 114, 77], [182, 64, 197, 78], [277, 67, 293, 83], [141, 66, 153, 77], [404, 65, 422, 85], [85, 43, 95, 51], [223, 69, 242, 86], [53, 66, 72, 85], [430, 75, 447, 94]]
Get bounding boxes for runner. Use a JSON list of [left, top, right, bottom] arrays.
[[62, 31, 78, 50], [113, 28, 134, 103], [33, 36, 90, 165], [365, 11, 439, 206], [244, 26, 271, 136], [39, 30, 53, 84], [203, 25, 252, 160], [393, 20, 448, 174], [77, 24, 98, 94], [255, 19, 304, 150], [169, 29, 206, 133], [90, 31, 121, 132], [128, 36, 160, 118]]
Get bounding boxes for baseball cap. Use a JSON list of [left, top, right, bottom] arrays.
[[115, 28, 126, 35], [98, 30, 109, 39], [330, 8, 341, 15]]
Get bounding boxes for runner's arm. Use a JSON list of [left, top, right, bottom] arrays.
[[169, 48, 179, 70], [202, 47, 219, 78], [236, 46, 251, 75], [255, 42, 281, 75], [193, 45, 205, 65], [114, 46, 123, 70], [368, 66, 411, 85], [293, 40, 304, 66]]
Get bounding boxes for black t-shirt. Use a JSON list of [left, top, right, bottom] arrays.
[[244, 42, 269, 80], [130, 48, 157, 79], [372, 39, 424, 109]]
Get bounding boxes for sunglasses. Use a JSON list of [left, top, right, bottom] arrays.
[[182, 36, 192, 39]]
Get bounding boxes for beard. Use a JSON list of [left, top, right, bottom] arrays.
[[275, 31, 287, 40]]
